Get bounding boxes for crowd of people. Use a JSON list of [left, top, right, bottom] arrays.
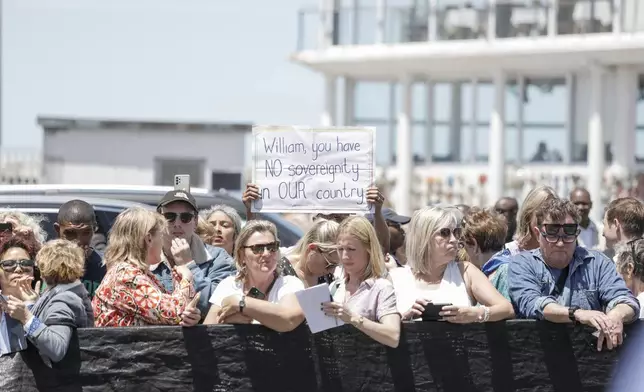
[[0, 182, 643, 380]]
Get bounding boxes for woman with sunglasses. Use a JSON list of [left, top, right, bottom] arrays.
[[391, 206, 514, 323], [204, 220, 305, 332], [0, 232, 41, 356], [279, 219, 340, 287]]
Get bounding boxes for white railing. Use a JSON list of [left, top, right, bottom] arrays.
[[0, 148, 43, 184]]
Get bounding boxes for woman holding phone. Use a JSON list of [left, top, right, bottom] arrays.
[[390, 206, 514, 323], [204, 220, 305, 332]]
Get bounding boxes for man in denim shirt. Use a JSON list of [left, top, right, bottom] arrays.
[[151, 189, 236, 323], [509, 198, 638, 351]]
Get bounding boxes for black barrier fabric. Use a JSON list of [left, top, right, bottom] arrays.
[[0, 320, 637, 392]]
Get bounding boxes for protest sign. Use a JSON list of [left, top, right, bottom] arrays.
[[251, 126, 375, 213]]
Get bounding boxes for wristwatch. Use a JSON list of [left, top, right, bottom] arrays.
[[568, 306, 579, 323], [239, 295, 246, 314], [351, 315, 365, 327]]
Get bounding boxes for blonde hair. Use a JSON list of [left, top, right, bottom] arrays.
[[104, 207, 166, 270], [0, 210, 48, 244], [196, 218, 218, 245], [406, 205, 463, 276], [337, 216, 387, 283], [516, 186, 558, 249], [233, 220, 279, 281], [292, 219, 340, 260], [37, 239, 85, 286]]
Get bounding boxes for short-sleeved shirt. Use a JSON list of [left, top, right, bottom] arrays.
[[333, 277, 399, 322], [209, 275, 304, 307]]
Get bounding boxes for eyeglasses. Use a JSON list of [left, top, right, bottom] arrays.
[[0, 259, 35, 272], [438, 227, 462, 239], [540, 223, 580, 243], [320, 251, 339, 269], [243, 241, 280, 255], [163, 212, 195, 224]]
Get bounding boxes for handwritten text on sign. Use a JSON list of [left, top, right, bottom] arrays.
[[251, 126, 375, 213]]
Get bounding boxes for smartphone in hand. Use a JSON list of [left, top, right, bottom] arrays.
[[421, 303, 452, 322]]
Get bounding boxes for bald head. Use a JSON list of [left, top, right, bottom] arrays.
[[569, 187, 592, 224]]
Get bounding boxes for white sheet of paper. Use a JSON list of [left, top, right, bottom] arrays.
[[295, 283, 344, 334]]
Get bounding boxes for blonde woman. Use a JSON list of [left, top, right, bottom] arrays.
[[4, 239, 93, 370], [204, 220, 305, 332], [322, 216, 401, 348], [93, 207, 198, 327], [391, 206, 514, 324], [281, 219, 340, 287]]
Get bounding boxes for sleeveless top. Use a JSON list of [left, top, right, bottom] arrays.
[[390, 261, 473, 315]]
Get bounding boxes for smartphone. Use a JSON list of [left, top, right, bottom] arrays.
[[421, 303, 452, 322], [174, 174, 191, 192], [247, 287, 265, 300], [0, 222, 12, 233]]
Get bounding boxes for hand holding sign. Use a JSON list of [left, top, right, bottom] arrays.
[[252, 126, 375, 214], [365, 186, 385, 212]]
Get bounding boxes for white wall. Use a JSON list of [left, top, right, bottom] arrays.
[[43, 128, 247, 188]]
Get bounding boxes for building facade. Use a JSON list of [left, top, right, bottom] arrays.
[[292, 0, 644, 223], [39, 116, 251, 191]]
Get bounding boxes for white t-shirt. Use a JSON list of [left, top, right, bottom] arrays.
[[209, 275, 305, 307], [638, 293, 644, 319]]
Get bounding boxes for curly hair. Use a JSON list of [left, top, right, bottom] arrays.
[[37, 239, 85, 286], [0, 210, 48, 245], [0, 232, 42, 260]]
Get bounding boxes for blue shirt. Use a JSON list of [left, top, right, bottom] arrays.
[[0, 296, 27, 356], [508, 246, 640, 320], [151, 244, 236, 315]]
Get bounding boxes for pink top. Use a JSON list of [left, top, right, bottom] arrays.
[[333, 277, 399, 322]]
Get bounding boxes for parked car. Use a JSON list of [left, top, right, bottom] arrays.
[[0, 195, 155, 248], [0, 185, 304, 247]]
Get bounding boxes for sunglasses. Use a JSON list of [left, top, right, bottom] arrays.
[[243, 241, 280, 255], [540, 223, 580, 243], [438, 227, 462, 239], [163, 212, 195, 224], [0, 259, 35, 272], [320, 251, 339, 269]]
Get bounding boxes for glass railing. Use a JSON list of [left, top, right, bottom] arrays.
[[296, 0, 644, 51]]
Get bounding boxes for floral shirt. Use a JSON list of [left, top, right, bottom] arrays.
[[92, 261, 195, 327]]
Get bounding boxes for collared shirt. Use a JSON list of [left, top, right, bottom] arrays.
[[508, 246, 640, 320], [578, 220, 600, 249], [333, 277, 399, 322]]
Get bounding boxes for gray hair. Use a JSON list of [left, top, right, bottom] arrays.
[[199, 205, 243, 239], [0, 210, 48, 244]]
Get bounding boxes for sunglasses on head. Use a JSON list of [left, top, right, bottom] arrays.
[[540, 223, 580, 243], [438, 227, 462, 239], [0, 259, 35, 272], [163, 212, 195, 224], [243, 241, 280, 255]]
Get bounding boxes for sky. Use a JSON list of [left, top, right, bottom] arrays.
[[4, 0, 322, 149], [5, 0, 644, 164]]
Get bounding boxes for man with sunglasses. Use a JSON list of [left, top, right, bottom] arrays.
[[509, 198, 639, 352], [494, 197, 518, 243], [153, 190, 236, 322]]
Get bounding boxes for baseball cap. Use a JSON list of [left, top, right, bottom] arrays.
[[157, 190, 198, 212], [366, 208, 411, 225]]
